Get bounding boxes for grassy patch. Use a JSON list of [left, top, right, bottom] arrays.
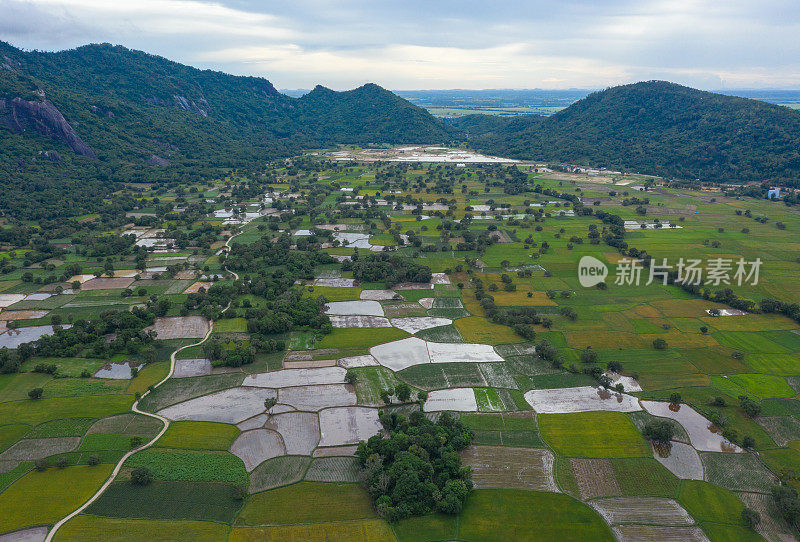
[[728, 374, 795, 399], [539, 411, 650, 458], [393, 514, 458, 542], [317, 327, 409, 350], [303, 286, 362, 301], [125, 449, 247, 485], [0, 423, 30, 451], [27, 417, 97, 439], [87, 481, 241, 523], [0, 465, 114, 533], [0, 372, 53, 402], [229, 519, 395, 542], [126, 361, 170, 396], [214, 317, 248, 333], [156, 421, 239, 450], [454, 317, 523, 345], [714, 331, 791, 354], [611, 457, 680, 497], [678, 479, 746, 525], [458, 489, 614, 541], [0, 395, 133, 426], [238, 482, 376, 525], [56, 516, 230, 542]]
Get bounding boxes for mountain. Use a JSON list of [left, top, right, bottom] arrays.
[[0, 41, 451, 218], [453, 81, 800, 184]]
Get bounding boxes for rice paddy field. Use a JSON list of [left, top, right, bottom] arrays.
[[1, 155, 800, 540]]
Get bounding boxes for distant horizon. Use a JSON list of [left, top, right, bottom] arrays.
[[282, 87, 800, 94], [3, 0, 799, 90], [3, 39, 800, 94]]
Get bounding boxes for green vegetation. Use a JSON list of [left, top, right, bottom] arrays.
[[356, 411, 473, 521], [57, 516, 230, 542], [539, 412, 650, 458], [155, 421, 239, 450], [87, 481, 242, 523], [458, 489, 614, 541], [238, 482, 376, 525], [0, 465, 114, 533], [124, 449, 247, 485], [456, 81, 800, 183]]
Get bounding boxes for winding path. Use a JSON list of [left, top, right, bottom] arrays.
[[45, 232, 242, 541]]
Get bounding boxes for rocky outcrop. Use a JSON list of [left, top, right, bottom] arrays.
[[0, 97, 96, 158], [173, 95, 207, 117], [145, 154, 169, 166]]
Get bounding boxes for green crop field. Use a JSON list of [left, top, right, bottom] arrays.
[[2, 156, 800, 541], [458, 489, 614, 541], [155, 421, 239, 450], [1, 465, 114, 533], [539, 412, 651, 458], [238, 482, 376, 525], [56, 516, 230, 542]]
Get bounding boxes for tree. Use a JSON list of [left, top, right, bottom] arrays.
[[130, 436, 143, 448], [740, 396, 762, 418], [28, 387, 43, 400], [357, 411, 473, 522], [264, 397, 278, 414], [345, 369, 357, 385], [700, 326, 708, 334], [34, 458, 49, 471], [130, 466, 153, 486], [653, 338, 668, 350], [643, 420, 675, 444], [580, 347, 598, 364], [417, 390, 428, 407], [773, 485, 800, 526], [55, 457, 70, 468], [396, 383, 411, 402], [87, 454, 101, 466], [742, 507, 761, 529], [380, 390, 393, 405], [669, 392, 681, 404]]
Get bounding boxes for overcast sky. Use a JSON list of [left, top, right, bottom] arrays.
[[2, 0, 799, 90]]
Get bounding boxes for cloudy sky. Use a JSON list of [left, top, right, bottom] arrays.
[[2, 0, 799, 90]]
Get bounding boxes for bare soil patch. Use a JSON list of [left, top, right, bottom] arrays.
[[80, 277, 134, 290], [230, 429, 286, 471], [278, 384, 356, 411], [612, 525, 709, 542], [0, 437, 80, 462], [265, 411, 320, 455], [590, 497, 694, 525], [571, 458, 621, 499], [183, 281, 212, 294], [318, 407, 382, 447], [0, 310, 49, 321], [304, 456, 360, 482], [461, 446, 557, 491], [146, 316, 209, 340]]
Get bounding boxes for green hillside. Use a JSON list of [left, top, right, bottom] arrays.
[[454, 81, 800, 184]]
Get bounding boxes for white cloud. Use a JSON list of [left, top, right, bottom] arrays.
[[2, 0, 800, 89]]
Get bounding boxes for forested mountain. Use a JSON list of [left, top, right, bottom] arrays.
[[453, 81, 800, 184], [0, 41, 451, 218], [3, 40, 800, 220]]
